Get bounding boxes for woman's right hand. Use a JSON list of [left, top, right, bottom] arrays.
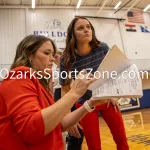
[[70, 69, 96, 98], [87, 98, 108, 108]]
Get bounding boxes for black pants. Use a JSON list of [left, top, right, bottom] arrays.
[[67, 105, 84, 150], [54, 88, 61, 101]]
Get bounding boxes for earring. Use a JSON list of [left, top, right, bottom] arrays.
[[29, 59, 32, 63]]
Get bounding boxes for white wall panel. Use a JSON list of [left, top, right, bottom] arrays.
[[26, 8, 123, 50], [120, 13, 150, 59], [0, 8, 150, 74], [89, 18, 123, 50], [0, 9, 26, 66], [119, 12, 150, 70], [26, 8, 150, 70], [26, 8, 75, 48]]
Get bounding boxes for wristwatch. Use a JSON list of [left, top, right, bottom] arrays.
[[83, 101, 95, 112]]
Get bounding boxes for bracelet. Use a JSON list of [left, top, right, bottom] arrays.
[[83, 101, 95, 112]]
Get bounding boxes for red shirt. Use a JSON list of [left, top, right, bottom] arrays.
[[0, 66, 64, 150]]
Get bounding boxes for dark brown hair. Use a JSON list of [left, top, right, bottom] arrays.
[[11, 34, 56, 91], [63, 17, 100, 84]]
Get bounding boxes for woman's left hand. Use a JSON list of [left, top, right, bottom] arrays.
[[107, 98, 120, 112]]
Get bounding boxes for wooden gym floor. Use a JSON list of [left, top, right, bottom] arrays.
[[82, 108, 150, 150]]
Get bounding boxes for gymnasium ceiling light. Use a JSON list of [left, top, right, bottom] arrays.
[[143, 4, 150, 12], [32, 0, 35, 9], [77, 0, 82, 9], [114, 1, 122, 9]]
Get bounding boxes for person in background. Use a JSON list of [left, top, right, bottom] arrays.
[[60, 17, 129, 150], [53, 49, 68, 147], [53, 49, 63, 101], [0, 35, 106, 150]]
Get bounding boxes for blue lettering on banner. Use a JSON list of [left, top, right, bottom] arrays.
[[33, 19, 67, 48], [34, 31, 67, 38]]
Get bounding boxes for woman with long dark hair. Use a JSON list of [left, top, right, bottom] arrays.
[[60, 17, 129, 150]]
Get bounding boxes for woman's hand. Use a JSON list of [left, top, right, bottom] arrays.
[[107, 98, 120, 112], [87, 98, 108, 108], [70, 69, 96, 98], [86, 98, 120, 112], [68, 123, 83, 138]]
